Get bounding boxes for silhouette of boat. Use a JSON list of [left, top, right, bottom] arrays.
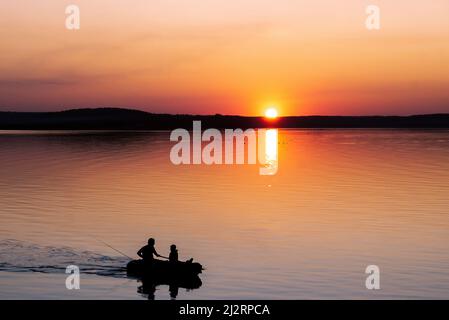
[[127, 259, 203, 280], [127, 259, 203, 298]]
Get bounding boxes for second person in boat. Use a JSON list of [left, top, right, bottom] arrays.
[[169, 244, 178, 263]]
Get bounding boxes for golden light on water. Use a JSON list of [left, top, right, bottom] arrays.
[[259, 128, 278, 175], [265, 129, 278, 162]]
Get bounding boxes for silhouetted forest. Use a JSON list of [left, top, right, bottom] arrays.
[[1, 108, 448, 129]]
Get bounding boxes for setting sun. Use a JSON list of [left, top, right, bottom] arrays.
[[265, 107, 279, 119]]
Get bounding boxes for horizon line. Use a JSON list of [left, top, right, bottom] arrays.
[[1, 107, 448, 118]]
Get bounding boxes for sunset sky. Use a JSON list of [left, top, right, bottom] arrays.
[[0, 0, 448, 115]]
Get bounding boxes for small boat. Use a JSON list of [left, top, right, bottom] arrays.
[[126, 259, 203, 280]]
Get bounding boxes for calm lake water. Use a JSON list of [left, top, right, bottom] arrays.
[[1, 129, 449, 299]]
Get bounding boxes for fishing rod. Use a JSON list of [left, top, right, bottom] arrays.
[[88, 235, 133, 260]]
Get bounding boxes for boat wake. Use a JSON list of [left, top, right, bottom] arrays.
[[0, 239, 129, 278]]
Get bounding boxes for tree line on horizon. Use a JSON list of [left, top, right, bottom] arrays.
[[0, 108, 448, 129]]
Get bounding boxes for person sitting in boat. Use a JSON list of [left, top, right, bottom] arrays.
[[169, 244, 195, 264], [169, 244, 178, 263], [137, 238, 167, 263]]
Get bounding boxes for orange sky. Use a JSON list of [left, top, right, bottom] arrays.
[[0, 0, 448, 115]]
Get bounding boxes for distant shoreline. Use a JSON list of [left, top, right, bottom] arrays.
[[1, 108, 449, 129]]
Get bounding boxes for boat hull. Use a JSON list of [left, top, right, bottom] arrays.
[[126, 259, 203, 280]]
